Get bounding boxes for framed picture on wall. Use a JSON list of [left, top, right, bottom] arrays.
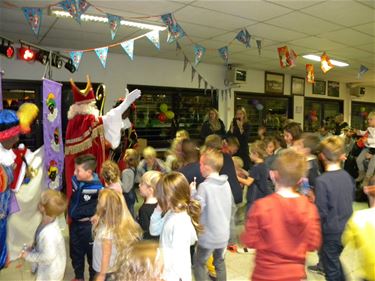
[[291, 76, 305, 95], [265, 72, 284, 95], [328, 81, 340, 97], [313, 80, 326, 95]]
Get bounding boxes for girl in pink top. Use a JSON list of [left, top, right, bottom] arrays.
[[100, 160, 123, 193]]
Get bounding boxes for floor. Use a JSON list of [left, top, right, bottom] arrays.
[[0, 202, 368, 281]]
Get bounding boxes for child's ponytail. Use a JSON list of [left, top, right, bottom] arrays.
[[187, 199, 203, 234]]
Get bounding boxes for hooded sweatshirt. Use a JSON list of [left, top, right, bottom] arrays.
[[195, 173, 232, 249], [240, 193, 321, 281]]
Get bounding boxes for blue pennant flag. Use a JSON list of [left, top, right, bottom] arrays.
[[172, 23, 185, 40], [358, 64, 369, 79], [95, 47, 109, 68], [236, 29, 251, 48], [218, 46, 229, 64], [146, 30, 160, 49], [121, 40, 134, 60], [22, 7, 42, 36], [167, 32, 176, 44], [194, 45, 206, 65], [107, 14, 121, 40], [69, 51, 83, 70], [77, 0, 90, 17], [59, 0, 80, 23], [161, 13, 177, 31]]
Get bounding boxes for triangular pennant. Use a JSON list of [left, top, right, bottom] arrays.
[[69, 51, 83, 70], [235, 29, 251, 48], [161, 13, 177, 31], [277, 46, 289, 68], [194, 44, 206, 65], [198, 75, 202, 88], [204, 80, 208, 94], [306, 64, 315, 84], [358, 64, 369, 79], [183, 56, 188, 72], [77, 0, 90, 17], [191, 67, 196, 82], [107, 14, 121, 40], [321, 52, 334, 73], [167, 32, 176, 44], [288, 49, 298, 68], [176, 41, 181, 52], [22, 7, 42, 36], [59, 0, 80, 23], [95, 47, 109, 68], [120, 40, 134, 60], [218, 46, 229, 64], [173, 24, 186, 40], [145, 30, 160, 50], [256, 40, 262, 55]]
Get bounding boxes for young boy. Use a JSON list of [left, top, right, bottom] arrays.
[[315, 136, 355, 281], [342, 176, 375, 281], [240, 149, 321, 281], [22, 190, 67, 281], [193, 149, 232, 281], [69, 154, 103, 281]]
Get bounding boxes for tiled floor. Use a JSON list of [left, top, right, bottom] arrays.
[[0, 202, 368, 281]]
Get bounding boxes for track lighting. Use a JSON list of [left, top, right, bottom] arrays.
[[65, 59, 76, 73]]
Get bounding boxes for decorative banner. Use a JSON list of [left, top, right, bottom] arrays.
[[172, 24, 186, 40], [256, 40, 262, 55], [218, 46, 229, 64], [194, 44, 206, 65], [204, 80, 208, 94], [198, 74, 202, 88], [183, 56, 188, 72], [146, 30, 160, 50], [358, 64, 369, 79], [321, 52, 334, 73], [22, 7, 42, 36], [95, 47, 109, 68], [167, 32, 176, 44], [120, 40, 134, 60], [69, 51, 83, 70], [306, 64, 315, 84], [236, 29, 251, 48], [77, 0, 90, 17], [59, 0, 80, 23], [161, 13, 177, 31], [176, 41, 181, 53], [0, 71, 3, 110], [107, 14, 121, 40], [43, 79, 64, 190], [191, 66, 196, 82], [277, 46, 289, 68], [288, 49, 298, 68]]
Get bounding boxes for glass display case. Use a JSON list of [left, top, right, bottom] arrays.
[[351, 101, 375, 130]]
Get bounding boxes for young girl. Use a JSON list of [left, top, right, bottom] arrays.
[[101, 160, 122, 193], [92, 189, 142, 281], [137, 171, 162, 240], [21, 190, 67, 281], [150, 172, 202, 281]]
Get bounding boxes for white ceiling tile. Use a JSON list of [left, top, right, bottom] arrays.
[[266, 0, 326, 10], [318, 28, 374, 46], [355, 0, 375, 9], [176, 21, 225, 38], [356, 43, 375, 53], [329, 47, 372, 61], [352, 22, 375, 36], [289, 37, 345, 52], [248, 23, 307, 42]]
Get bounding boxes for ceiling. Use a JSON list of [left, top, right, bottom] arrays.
[[1, 0, 374, 85]]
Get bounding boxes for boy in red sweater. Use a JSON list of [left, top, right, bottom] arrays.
[[240, 149, 321, 281]]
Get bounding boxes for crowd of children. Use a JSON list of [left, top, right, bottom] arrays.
[[16, 108, 375, 281]]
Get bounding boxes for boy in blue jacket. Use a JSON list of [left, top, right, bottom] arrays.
[[69, 154, 103, 281]]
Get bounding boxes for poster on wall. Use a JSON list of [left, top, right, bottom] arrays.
[[327, 81, 340, 97], [313, 80, 326, 95]]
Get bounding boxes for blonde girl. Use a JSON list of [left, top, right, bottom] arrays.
[[166, 130, 190, 171], [200, 108, 226, 141], [122, 148, 140, 217], [100, 160, 122, 193], [92, 189, 142, 281], [150, 172, 202, 281]]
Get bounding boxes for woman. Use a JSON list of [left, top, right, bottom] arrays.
[[200, 108, 226, 141], [229, 107, 251, 170]]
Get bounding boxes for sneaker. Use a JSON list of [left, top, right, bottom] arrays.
[[307, 265, 325, 276]]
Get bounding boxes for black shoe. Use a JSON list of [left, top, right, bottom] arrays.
[[308, 264, 325, 276]]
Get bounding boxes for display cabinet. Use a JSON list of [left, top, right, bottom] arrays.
[[351, 101, 375, 130]]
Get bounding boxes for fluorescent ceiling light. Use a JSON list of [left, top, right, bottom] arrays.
[[50, 10, 167, 31], [302, 54, 349, 67]]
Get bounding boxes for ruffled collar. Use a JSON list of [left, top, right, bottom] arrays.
[[0, 143, 16, 166]]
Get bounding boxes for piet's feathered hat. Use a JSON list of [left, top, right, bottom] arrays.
[[0, 109, 20, 142], [70, 75, 95, 104]]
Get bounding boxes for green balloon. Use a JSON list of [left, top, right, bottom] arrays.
[[160, 103, 168, 113], [165, 111, 175, 119], [360, 107, 366, 112]]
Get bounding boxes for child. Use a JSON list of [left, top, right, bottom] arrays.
[[150, 172, 202, 281], [240, 149, 321, 281], [68, 154, 103, 281], [122, 148, 140, 217], [232, 156, 252, 187], [100, 160, 122, 193], [21, 190, 67, 281], [342, 175, 375, 281], [356, 112, 375, 185], [115, 241, 164, 281], [315, 136, 355, 280], [92, 188, 142, 281], [193, 150, 232, 281], [137, 170, 162, 240], [283, 122, 303, 147], [137, 146, 168, 177], [222, 136, 240, 156]]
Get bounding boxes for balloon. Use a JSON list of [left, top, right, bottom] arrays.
[[360, 107, 366, 112], [159, 103, 168, 113], [165, 111, 175, 119], [311, 110, 317, 116], [311, 115, 318, 122], [158, 113, 167, 122], [256, 104, 264, 111], [252, 99, 259, 106], [362, 111, 368, 118]]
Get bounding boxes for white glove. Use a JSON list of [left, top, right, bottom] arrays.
[[116, 89, 141, 114]]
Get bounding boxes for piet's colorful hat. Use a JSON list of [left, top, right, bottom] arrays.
[[0, 110, 20, 142], [70, 75, 95, 104]]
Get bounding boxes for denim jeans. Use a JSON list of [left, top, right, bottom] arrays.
[[321, 234, 346, 281], [194, 245, 226, 281]]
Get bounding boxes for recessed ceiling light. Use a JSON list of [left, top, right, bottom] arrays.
[[302, 54, 349, 67]]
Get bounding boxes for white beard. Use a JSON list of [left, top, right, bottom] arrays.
[[67, 101, 100, 120]]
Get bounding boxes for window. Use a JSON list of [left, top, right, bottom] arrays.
[[351, 102, 375, 130]]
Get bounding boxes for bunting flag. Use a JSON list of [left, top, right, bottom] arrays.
[[43, 79, 64, 190], [69, 51, 83, 70], [198, 74, 202, 88], [121, 40, 134, 60], [59, 0, 80, 23], [107, 14, 121, 40], [176, 41, 181, 53], [218, 46, 229, 64], [95, 47, 109, 68], [321, 52, 334, 73], [22, 7, 42, 36], [204, 80, 208, 94], [194, 44, 206, 65], [358, 64, 369, 79], [256, 40, 262, 55], [183, 56, 188, 72], [167, 32, 176, 44], [77, 0, 90, 17], [277, 46, 289, 68], [235, 29, 251, 48], [172, 24, 186, 40], [146, 30, 160, 50], [161, 13, 177, 31], [191, 66, 196, 82], [288, 49, 298, 68], [306, 64, 315, 84]]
